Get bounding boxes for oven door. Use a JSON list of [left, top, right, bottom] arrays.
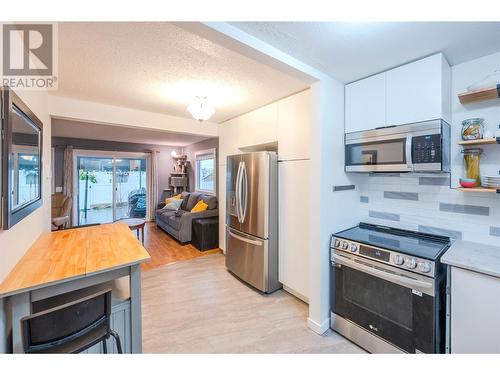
[[345, 134, 412, 172], [331, 251, 436, 353]]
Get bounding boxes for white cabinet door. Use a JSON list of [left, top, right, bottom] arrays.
[[278, 160, 309, 300], [277, 90, 310, 161], [450, 267, 500, 353], [386, 53, 450, 126], [345, 73, 386, 133]]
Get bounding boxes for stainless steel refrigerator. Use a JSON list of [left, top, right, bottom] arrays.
[[225, 151, 281, 293]]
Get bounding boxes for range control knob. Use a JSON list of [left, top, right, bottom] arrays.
[[334, 239, 340, 248], [342, 241, 349, 250], [394, 255, 405, 265], [349, 243, 358, 252], [405, 257, 417, 269], [418, 261, 432, 273]]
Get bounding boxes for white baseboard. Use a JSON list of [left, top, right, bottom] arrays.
[[307, 316, 331, 335], [283, 285, 309, 304]]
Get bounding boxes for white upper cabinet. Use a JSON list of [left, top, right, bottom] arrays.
[[345, 53, 451, 134], [386, 53, 451, 126], [277, 90, 310, 161], [345, 73, 386, 133]]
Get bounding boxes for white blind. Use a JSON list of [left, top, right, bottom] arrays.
[[196, 152, 214, 161]]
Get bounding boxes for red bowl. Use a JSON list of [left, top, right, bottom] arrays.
[[459, 179, 477, 188]]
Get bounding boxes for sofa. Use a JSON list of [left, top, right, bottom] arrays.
[[155, 191, 218, 243]]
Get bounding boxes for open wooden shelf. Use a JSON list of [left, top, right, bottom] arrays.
[[458, 85, 500, 104], [455, 187, 500, 194], [457, 138, 499, 146]]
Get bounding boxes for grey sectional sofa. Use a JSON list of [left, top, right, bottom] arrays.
[[155, 192, 218, 243]]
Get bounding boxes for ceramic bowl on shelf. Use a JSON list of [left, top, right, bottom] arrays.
[[459, 178, 478, 188]]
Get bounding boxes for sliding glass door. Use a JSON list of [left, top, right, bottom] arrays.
[[75, 151, 148, 226], [114, 157, 147, 221]]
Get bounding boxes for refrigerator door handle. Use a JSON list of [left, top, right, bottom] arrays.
[[228, 230, 263, 246], [235, 161, 243, 223], [241, 161, 248, 223]]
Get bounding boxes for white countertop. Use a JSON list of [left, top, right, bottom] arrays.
[[441, 240, 500, 279]]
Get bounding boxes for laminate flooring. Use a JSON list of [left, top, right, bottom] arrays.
[[141, 222, 221, 272], [142, 253, 365, 353]]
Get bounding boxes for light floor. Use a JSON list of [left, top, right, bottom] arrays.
[[141, 254, 365, 353]]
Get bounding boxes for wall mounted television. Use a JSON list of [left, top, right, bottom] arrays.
[[1, 87, 43, 229]]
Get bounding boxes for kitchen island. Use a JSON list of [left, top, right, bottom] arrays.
[[0, 223, 150, 353]]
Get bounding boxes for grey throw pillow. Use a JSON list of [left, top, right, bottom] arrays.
[[180, 194, 190, 210]]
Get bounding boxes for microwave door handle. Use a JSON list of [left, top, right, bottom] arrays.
[[405, 134, 413, 171], [331, 253, 433, 291]]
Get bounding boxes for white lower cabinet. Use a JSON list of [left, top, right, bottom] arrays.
[[450, 267, 500, 353], [278, 160, 310, 301]]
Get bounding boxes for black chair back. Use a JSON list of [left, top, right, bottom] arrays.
[[21, 289, 122, 354]]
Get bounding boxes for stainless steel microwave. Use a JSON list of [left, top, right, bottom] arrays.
[[345, 119, 450, 173]]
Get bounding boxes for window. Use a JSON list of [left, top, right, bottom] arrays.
[[194, 148, 216, 194]]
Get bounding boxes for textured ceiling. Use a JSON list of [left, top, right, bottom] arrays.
[[55, 22, 308, 123], [52, 118, 211, 147], [231, 22, 500, 83]]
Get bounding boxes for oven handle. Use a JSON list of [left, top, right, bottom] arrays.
[[331, 253, 433, 292], [405, 134, 413, 171]]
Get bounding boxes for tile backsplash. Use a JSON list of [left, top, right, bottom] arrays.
[[353, 173, 500, 245]]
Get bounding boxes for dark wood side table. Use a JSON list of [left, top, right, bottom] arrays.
[[115, 218, 146, 244]]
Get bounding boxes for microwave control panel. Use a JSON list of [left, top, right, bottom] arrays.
[[412, 134, 442, 164]]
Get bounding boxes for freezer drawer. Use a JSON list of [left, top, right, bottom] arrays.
[[226, 226, 281, 293]]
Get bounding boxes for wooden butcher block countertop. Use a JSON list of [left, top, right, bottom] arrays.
[[0, 223, 150, 297]]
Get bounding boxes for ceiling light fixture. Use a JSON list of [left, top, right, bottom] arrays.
[[187, 96, 215, 122]]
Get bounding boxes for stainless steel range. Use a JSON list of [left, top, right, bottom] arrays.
[[330, 223, 451, 353]]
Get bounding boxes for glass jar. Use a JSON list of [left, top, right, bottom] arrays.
[[462, 148, 483, 186], [461, 118, 484, 140]]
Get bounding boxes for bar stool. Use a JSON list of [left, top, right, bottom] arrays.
[[21, 289, 123, 354]]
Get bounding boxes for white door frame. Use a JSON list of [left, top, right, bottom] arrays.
[[72, 149, 150, 225]]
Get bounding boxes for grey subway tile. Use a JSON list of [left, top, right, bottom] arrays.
[[360, 196, 369, 203], [418, 225, 462, 240], [439, 203, 489, 216], [419, 177, 450, 186], [369, 210, 400, 221], [333, 185, 355, 192], [384, 191, 419, 201], [490, 227, 500, 237]]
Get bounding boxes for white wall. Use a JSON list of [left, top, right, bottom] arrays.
[[48, 95, 219, 137], [352, 51, 500, 245], [451, 51, 500, 188], [307, 78, 360, 334], [0, 89, 51, 352], [217, 100, 280, 250]]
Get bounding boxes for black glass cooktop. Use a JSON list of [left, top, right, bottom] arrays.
[[334, 222, 451, 261]]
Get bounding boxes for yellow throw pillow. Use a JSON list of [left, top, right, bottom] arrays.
[[164, 194, 182, 205], [191, 200, 208, 213]]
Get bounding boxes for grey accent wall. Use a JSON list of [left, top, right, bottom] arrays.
[[183, 138, 219, 196], [52, 137, 183, 203], [356, 173, 500, 244]]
